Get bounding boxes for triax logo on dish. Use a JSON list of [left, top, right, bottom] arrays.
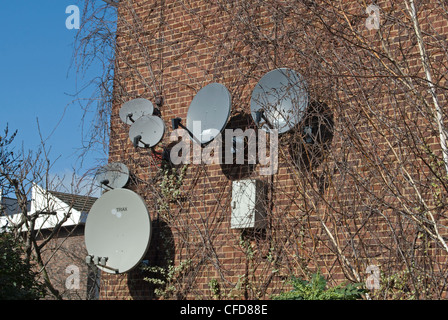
[[111, 207, 128, 218]]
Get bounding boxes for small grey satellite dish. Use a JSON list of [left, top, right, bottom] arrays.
[[184, 83, 231, 145], [85, 188, 152, 274], [120, 98, 154, 125], [250, 68, 308, 134], [129, 114, 165, 148], [95, 162, 130, 189]]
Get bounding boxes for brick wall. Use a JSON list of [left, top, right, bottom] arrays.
[[38, 226, 98, 300], [99, 0, 448, 300]]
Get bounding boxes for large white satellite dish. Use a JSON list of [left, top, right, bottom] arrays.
[[250, 68, 308, 134], [172, 83, 231, 146], [119, 98, 154, 125], [85, 188, 152, 274]]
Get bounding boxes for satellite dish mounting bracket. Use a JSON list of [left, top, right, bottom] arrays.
[[171, 117, 205, 147], [86, 255, 119, 274], [155, 96, 163, 107]]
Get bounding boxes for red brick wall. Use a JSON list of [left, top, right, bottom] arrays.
[[100, 0, 448, 300], [38, 226, 97, 300]]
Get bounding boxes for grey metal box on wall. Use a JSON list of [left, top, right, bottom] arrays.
[[231, 179, 266, 229]]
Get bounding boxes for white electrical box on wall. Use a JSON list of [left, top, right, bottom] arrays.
[[231, 179, 266, 229]]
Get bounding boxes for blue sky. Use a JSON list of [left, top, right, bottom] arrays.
[[0, 1, 109, 193]]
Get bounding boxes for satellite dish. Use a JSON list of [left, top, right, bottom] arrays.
[[95, 162, 130, 189], [129, 114, 165, 148], [185, 83, 232, 145], [250, 68, 308, 134], [85, 188, 152, 274], [119, 98, 154, 125]]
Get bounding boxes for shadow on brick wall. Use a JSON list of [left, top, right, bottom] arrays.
[[127, 219, 175, 300], [220, 112, 257, 180], [288, 101, 334, 172]]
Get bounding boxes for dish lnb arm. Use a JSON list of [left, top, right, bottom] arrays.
[[133, 135, 150, 148], [255, 110, 263, 125], [127, 112, 135, 123], [171, 117, 183, 130], [255, 110, 273, 129], [171, 117, 204, 146], [85, 255, 119, 274]]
